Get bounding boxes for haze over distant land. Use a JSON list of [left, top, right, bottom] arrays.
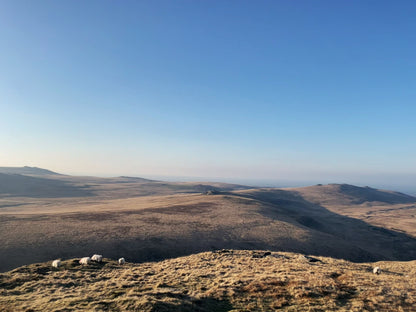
[[141, 175, 416, 196], [1, 166, 413, 195]]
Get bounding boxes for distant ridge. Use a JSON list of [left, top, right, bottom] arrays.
[[118, 176, 156, 183], [0, 166, 61, 176]]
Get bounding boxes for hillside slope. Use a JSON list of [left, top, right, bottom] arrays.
[[288, 184, 416, 206], [2, 190, 416, 272], [1, 175, 416, 272], [0, 173, 93, 198], [0, 166, 61, 176], [286, 184, 416, 237], [1, 250, 415, 311]]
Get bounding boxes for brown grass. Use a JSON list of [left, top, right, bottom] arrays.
[[287, 184, 416, 237], [1, 250, 415, 311], [2, 182, 416, 273]]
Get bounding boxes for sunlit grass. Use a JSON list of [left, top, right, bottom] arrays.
[[1, 250, 415, 311]]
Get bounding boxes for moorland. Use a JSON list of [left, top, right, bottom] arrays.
[[1, 250, 416, 311], [1, 166, 416, 273]]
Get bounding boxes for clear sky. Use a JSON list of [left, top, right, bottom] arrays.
[[0, 1, 415, 190]]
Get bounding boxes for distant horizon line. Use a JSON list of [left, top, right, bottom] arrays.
[[0, 165, 416, 196], [1, 165, 415, 195]]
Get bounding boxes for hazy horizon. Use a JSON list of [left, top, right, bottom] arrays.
[[2, 164, 415, 195], [1, 1, 415, 191]]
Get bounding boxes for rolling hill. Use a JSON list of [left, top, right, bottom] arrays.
[[0, 170, 416, 273], [0, 173, 93, 198], [286, 184, 416, 237], [287, 183, 416, 205], [0, 166, 61, 176]]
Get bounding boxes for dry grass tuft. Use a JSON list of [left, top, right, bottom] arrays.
[[1, 250, 415, 311]]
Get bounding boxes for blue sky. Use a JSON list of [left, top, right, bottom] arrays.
[[0, 1, 415, 190]]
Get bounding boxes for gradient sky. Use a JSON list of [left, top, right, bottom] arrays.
[[1, 1, 415, 189]]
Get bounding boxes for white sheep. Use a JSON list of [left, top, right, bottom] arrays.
[[79, 257, 91, 265], [91, 254, 103, 263], [118, 257, 125, 265], [52, 259, 61, 268], [373, 266, 381, 274]]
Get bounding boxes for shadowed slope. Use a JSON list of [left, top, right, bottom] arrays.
[[0, 173, 93, 198], [286, 184, 416, 238], [233, 189, 416, 261], [0, 172, 250, 200], [2, 190, 416, 272], [289, 183, 416, 205], [1, 177, 416, 272]]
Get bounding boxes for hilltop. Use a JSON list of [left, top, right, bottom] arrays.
[[287, 183, 416, 206], [0, 166, 61, 176], [1, 250, 415, 311]]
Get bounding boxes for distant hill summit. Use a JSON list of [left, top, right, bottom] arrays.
[[117, 176, 156, 183], [289, 183, 416, 205], [0, 166, 61, 176]]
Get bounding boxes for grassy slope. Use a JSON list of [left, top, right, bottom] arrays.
[[287, 184, 416, 237], [1, 250, 415, 311], [2, 182, 416, 272]]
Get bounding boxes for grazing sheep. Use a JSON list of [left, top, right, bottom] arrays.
[[52, 259, 61, 268], [373, 266, 381, 274], [79, 257, 91, 265], [91, 254, 103, 263], [118, 258, 125, 265]]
